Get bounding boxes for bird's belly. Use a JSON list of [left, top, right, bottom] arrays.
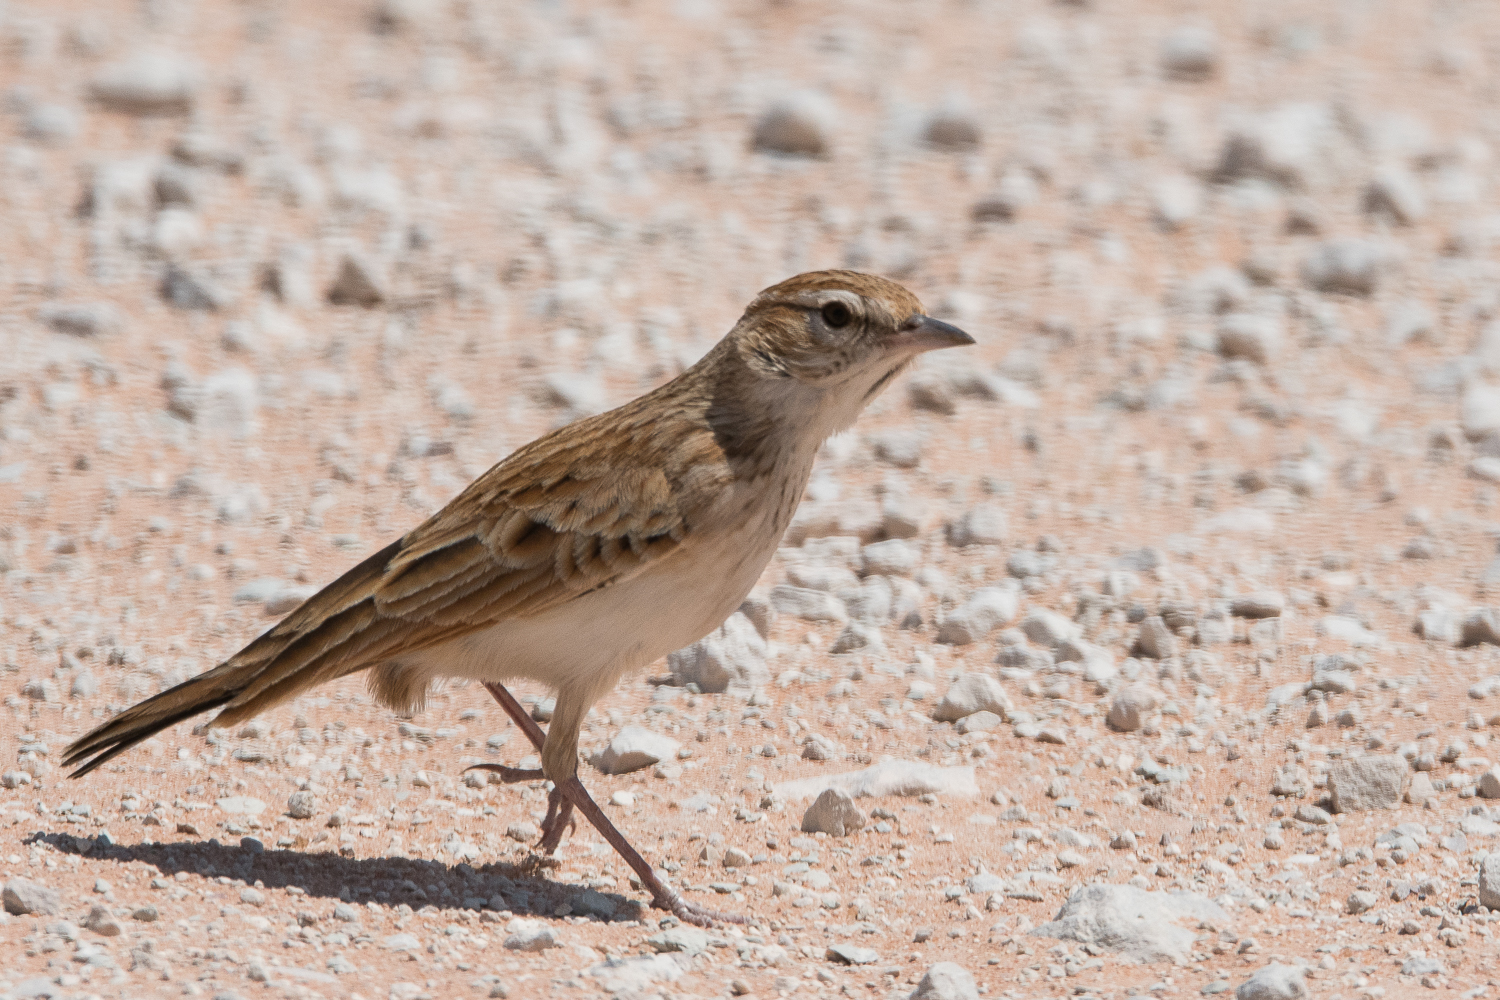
[[407, 487, 787, 693]]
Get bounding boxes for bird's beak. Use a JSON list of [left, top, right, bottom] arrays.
[[890, 314, 976, 353]]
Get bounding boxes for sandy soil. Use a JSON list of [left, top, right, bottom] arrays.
[[3, 1, 1500, 999]]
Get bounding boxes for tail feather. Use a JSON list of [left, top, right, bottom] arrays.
[[61, 669, 241, 777], [64, 538, 407, 779]]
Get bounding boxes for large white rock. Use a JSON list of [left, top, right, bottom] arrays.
[[1236, 963, 1306, 1000], [667, 612, 768, 694], [932, 673, 1012, 723], [1107, 686, 1158, 733], [1479, 853, 1500, 910], [800, 787, 867, 836], [768, 585, 848, 623], [947, 505, 1008, 547], [1327, 755, 1405, 812], [936, 587, 1019, 644], [1031, 884, 1230, 963], [908, 962, 979, 1000], [592, 727, 681, 776]]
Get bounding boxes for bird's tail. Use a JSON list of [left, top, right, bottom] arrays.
[[64, 539, 410, 778], [60, 662, 249, 778]]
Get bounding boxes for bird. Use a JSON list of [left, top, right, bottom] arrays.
[[63, 269, 974, 925]]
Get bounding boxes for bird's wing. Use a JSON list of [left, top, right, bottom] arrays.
[[63, 409, 719, 773]]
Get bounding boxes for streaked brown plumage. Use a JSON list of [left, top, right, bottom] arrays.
[[64, 269, 973, 924]]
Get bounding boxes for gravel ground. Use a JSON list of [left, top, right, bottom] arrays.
[[4, 2, 1500, 999]]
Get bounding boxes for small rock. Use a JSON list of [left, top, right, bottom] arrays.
[[506, 821, 538, 843], [90, 53, 200, 115], [326, 251, 386, 307], [37, 302, 121, 338], [923, 101, 982, 152], [1363, 167, 1426, 225], [1216, 314, 1283, 365], [3, 878, 61, 916], [667, 612, 769, 693], [947, 505, 1007, 547], [1230, 592, 1284, 618], [908, 962, 978, 1000], [1328, 756, 1405, 812], [131, 905, 159, 922], [1107, 686, 1158, 732], [1032, 883, 1228, 963], [752, 93, 833, 157], [1134, 616, 1177, 659], [646, 926, 709, 955], [932, 673, 1013, 723], [286, 791, 317, 820], [826, 943, 879, 965], [801, 787, 868, 837], [768, 585, 848, 623], [1345, 890, 1377, 914], [82, 903, 122, 937], [1160, 25, 1218, 79], [504, 919, 559, 952], [936, 588, 1018, 644], [1478, 853, 1500, 910], [1406, 771, 1435, 805], [1477, 767, 1500, 799], [1235, 963, 1306, 1000], [593, 727, 681, 776], [1301, 239, 1383, 296]]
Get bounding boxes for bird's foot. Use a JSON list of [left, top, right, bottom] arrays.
[[652, 887, 748, 928], [461, 763, 545, 784], [537, 786, 576, 855]]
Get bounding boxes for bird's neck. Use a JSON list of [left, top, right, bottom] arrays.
[[694, 366, 854, 483]]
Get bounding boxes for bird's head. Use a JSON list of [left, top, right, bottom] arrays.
[[728, 270, 974, 428]]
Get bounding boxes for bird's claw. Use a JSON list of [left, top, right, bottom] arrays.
[[655, 890, 748, 928], [462, 763, 545, 784]]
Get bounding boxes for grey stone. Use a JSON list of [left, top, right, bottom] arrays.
[[947, 505, 1007, 547], [1107, 686, 1158, 732], [3, 878, 61, 916], [326, 251, 386, 307], [161, 263, 229, 310], [932, 673, 1012, 723], [936, 587, 1018, 644], [801, 787, 867, 837], [1230, 592, 1284, 618], [69, 669, 97, 699], [753, 93, 832, 157], [1031, 884, 1230, 963], [954, 711, 1004, 735], [37, 302, 121, 338], [1405, 772, 1435, 805], [1478, 853, 1500, 910], [1344, 890, 1377, 914], [646, 926, 709, 955], [593, 727, 680, 776], [1477, 768, 1500, 799], [826, 943, 879, 964], [503, 919, 558, 951], [1018, 609, 1075, 648], [768, 585, 848, 623], [871, 429, 925, 468], [1152, 174, 1202, 230], [1236, 964, 1305, 1000], [1461, 608, 1500, 647], [1216, 314, 1283, 365], [923, 102, 982, 152], [861, 539, 916, 577], [1301, 240, 1383, 296], [286, 791, 317, 820], [506, 821, 538, 842], [1400, 956, 1443, 976], [667, 612, 769, 693], [82, 903, 122, 937], [90, 54, 200, 115], [23, 103, 79, 145], [908, 962, 978, 1000], [1364, 167, 1426, 225], [1160, 25, 1218, 79], [1134, 616, 1177, 659], [1328, 756, 1405, 812]]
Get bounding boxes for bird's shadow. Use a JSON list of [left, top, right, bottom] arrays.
[[28, 830, 643, 924]]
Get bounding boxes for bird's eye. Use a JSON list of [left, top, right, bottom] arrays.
[[820, 301, 853, 328]]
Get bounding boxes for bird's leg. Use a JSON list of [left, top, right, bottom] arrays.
[[481, 682, 746, 927]]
